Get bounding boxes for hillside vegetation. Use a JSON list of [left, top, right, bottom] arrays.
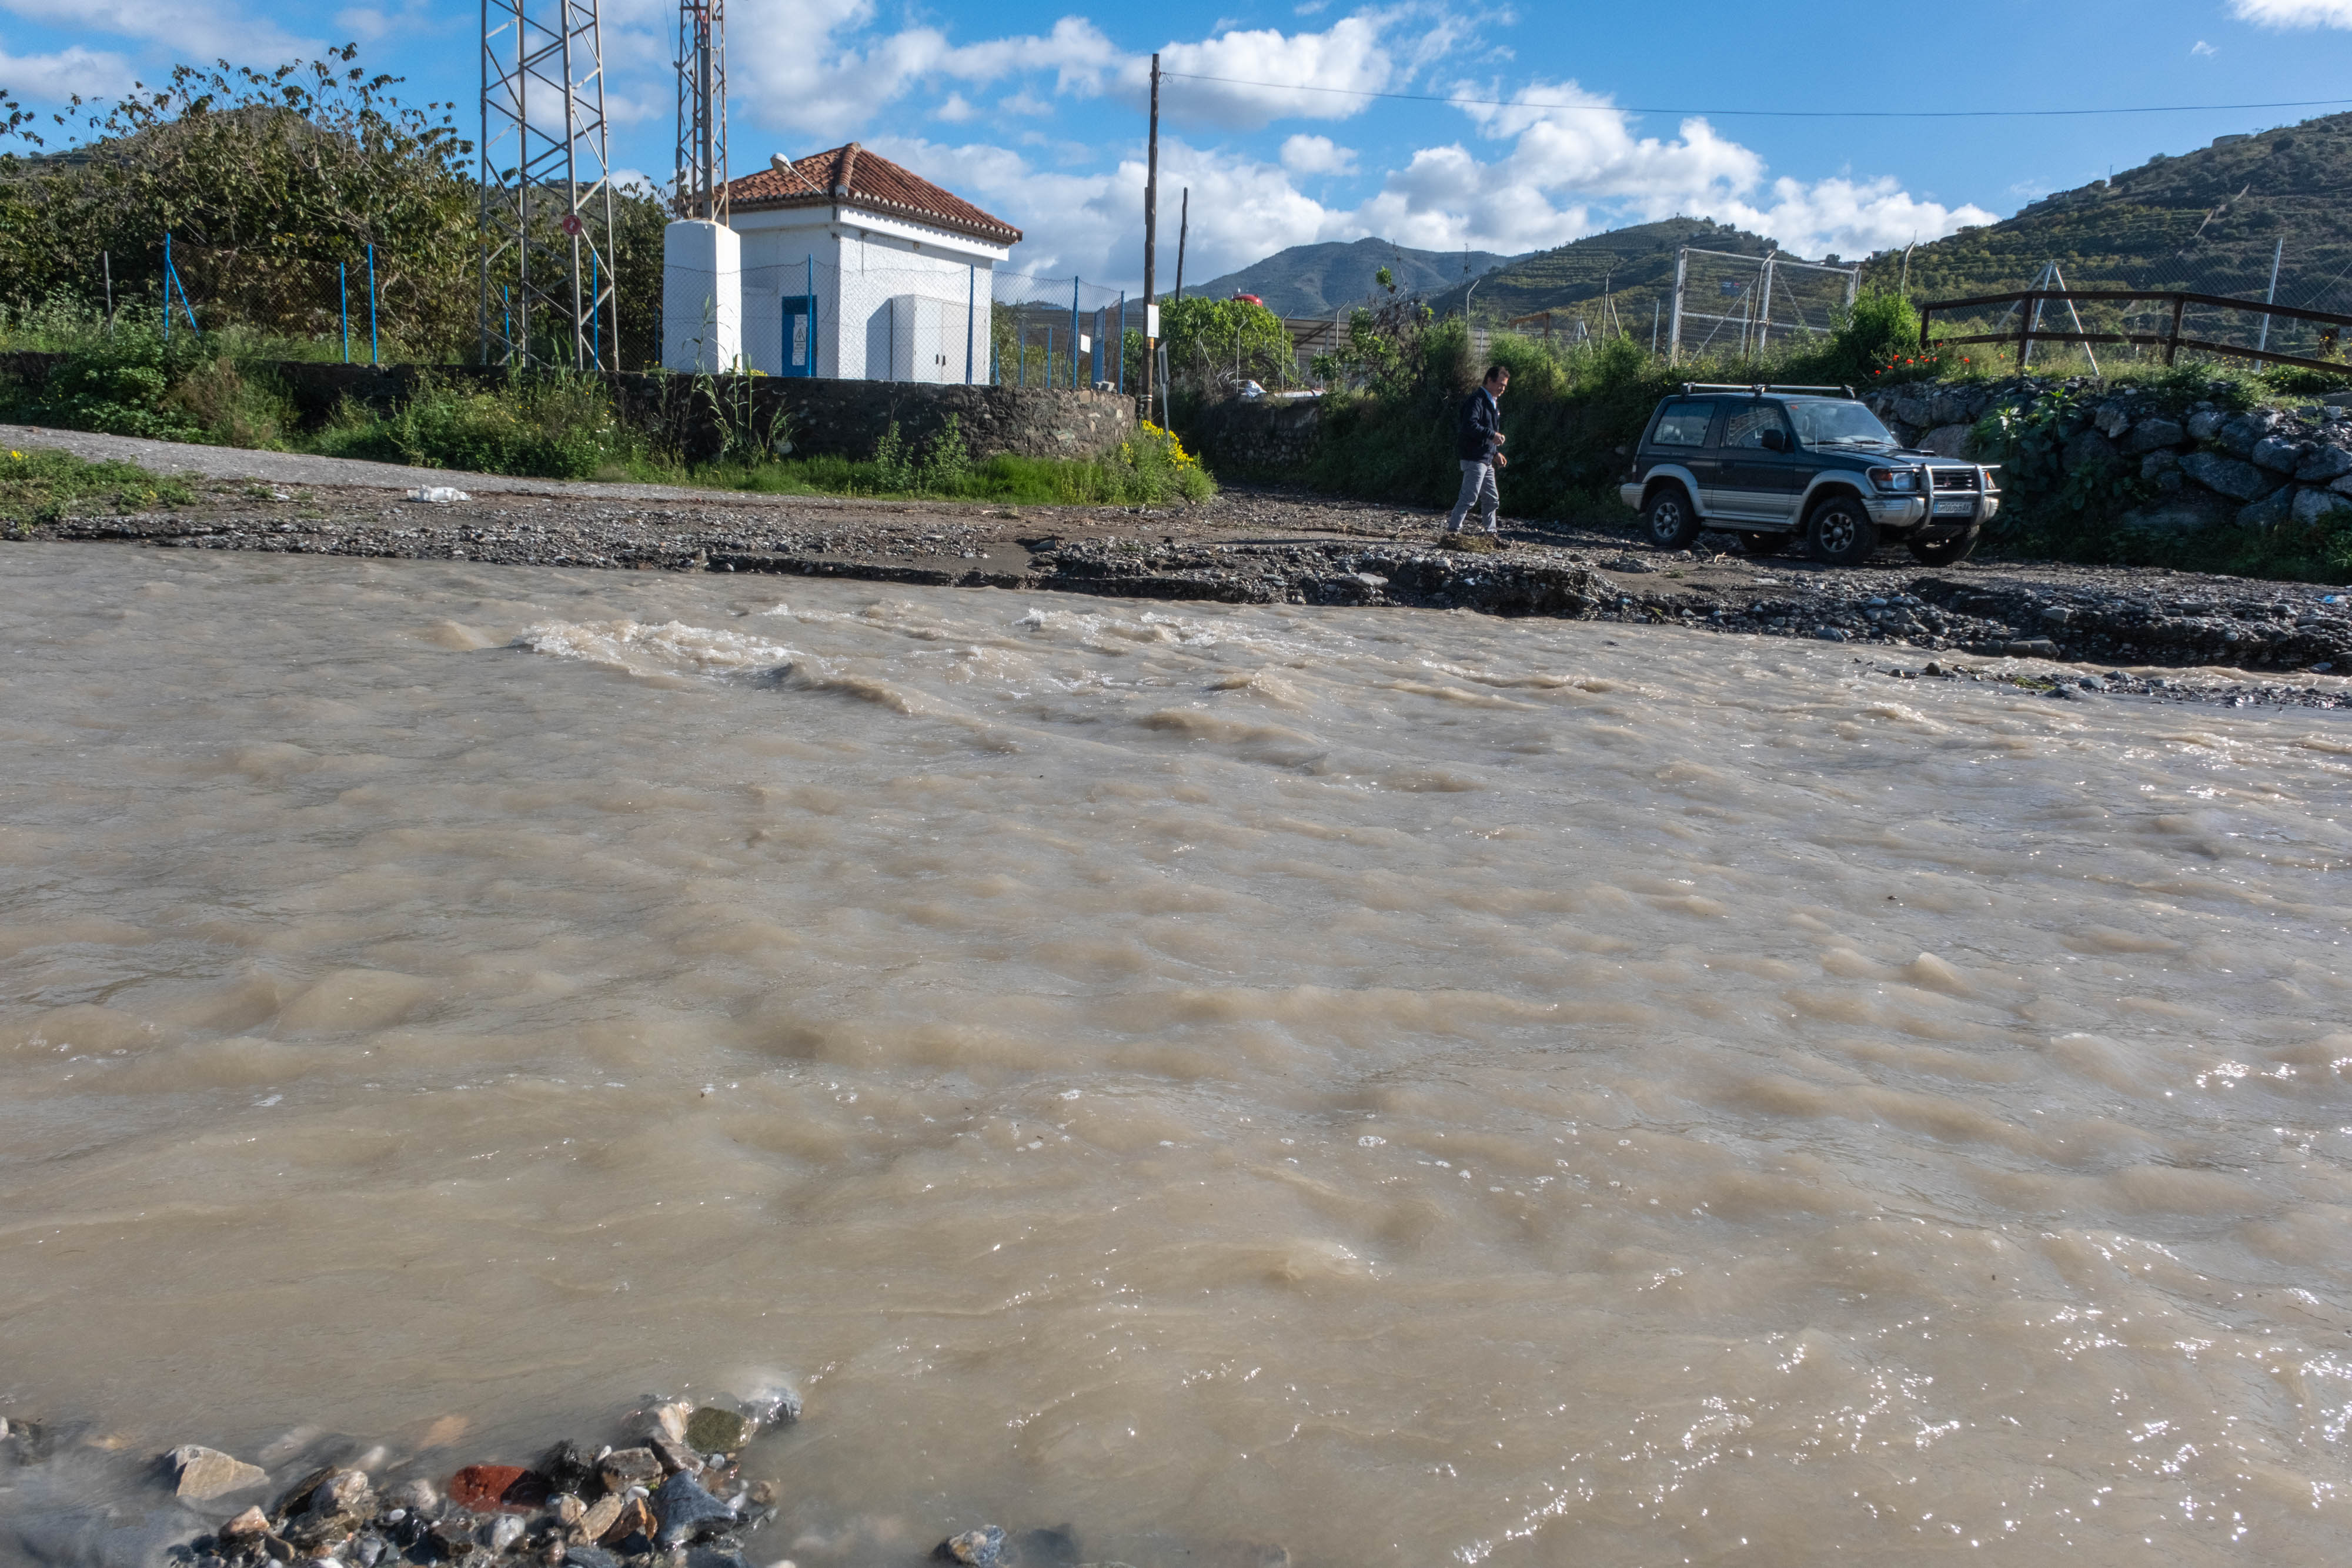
[[1422, 216, 1796, 330], [1857, 111, 2352, 320]]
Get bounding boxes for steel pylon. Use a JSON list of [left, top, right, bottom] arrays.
[[479, 0, 619, 367], [673, 0, 727, 221]]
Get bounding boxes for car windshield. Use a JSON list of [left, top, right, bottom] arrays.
[[1788, 400, 1896, 448]]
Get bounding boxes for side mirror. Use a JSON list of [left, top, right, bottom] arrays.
[[1761, 429, 1789, 452]]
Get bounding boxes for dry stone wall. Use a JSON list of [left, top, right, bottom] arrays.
[[1865, 375, 2352, 534]]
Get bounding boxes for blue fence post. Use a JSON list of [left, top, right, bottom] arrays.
[[1018, 323, 1025, 387], [368, 243, 378, 365], [1070, 278, 1081, 390], [162, 233, 171, 345], [806, 255, 816, 377], [591, 251, 600, 367], [1117, 293, 1126, 393], [340, 262, 349, 363], [965, 264, 976, 385]]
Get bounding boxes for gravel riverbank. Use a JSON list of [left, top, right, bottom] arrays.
[[2, 1396, 1174, 1568], [11, 462, 2349, 710]]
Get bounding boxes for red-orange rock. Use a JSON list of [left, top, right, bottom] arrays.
[[447, 1464, 551, 1513]]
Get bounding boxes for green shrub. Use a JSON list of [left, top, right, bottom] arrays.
[[314, 372, 624, 479]]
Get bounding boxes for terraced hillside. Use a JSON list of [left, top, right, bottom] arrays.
[[1859, 111, 2352, 326]]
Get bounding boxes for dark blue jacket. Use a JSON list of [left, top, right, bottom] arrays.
[[1455, 386, 1501, 463]]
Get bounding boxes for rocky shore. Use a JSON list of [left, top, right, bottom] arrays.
[[2, 1398, 1177, 1568], [11, 474, 2348, 710]]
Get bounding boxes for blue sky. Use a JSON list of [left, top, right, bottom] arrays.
[[6, 0, 2352, 289]]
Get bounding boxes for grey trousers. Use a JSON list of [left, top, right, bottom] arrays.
[[1446, 459, 1499, 531]]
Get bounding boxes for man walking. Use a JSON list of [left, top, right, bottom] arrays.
[[1447, 365, 1509, 535]]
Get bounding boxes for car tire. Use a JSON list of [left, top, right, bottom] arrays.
[[1643, 486, 1700, 550], [1906, 524, 1982, 566], [1805, 494, 1879, 567], [1737, 530, 1793, 557]]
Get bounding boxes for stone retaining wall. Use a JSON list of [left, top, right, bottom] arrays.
[[1188, 395, 1322, 471], [1865, 375, 2352, 534], [0, 352, 1134, 462]]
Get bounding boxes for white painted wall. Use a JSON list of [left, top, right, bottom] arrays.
[[728, 204, 1005, 383], [662, 220, 741, 373]]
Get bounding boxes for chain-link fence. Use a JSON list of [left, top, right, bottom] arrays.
[[1668, 246, 1860, 362], [991, 271, 1134, 391]]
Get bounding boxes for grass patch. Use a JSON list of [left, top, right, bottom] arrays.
[[2, 308, 1217, 508], [0, 446, 196, 533]]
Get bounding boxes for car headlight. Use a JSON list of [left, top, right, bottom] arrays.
[[1866, 467, 1918, 493]]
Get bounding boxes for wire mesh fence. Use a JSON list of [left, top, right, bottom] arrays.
[[991, 271, 1133, 391], [1669, 247, 1860, 362]]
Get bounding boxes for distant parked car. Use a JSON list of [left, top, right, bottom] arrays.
[[1231, 293, 1264, 306], [1617, 383, 1999, 566]]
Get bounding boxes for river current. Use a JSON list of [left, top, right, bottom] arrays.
[[3, 543, 2350, 1565]]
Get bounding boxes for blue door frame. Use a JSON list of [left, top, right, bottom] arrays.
[[780, 293, 818, 377]]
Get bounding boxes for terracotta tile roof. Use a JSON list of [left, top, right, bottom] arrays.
[[726, 143, 1021, 246]]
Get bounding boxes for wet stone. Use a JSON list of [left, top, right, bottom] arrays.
[[537, 1442, 596, 1496], [684, 1407, 747, 1454], [562, 1548, 620, 1568], [172, 1446, 269, 1501], [653, 1470, 737, 1547], [485, 1514, 526, 1554], [387, 1478, 440, 1516], [600, 1496, 656, 1552], [449, 1464, 549, 1513], [219, 1507, 272, 1541], [936, 1525, 1008, 1568], [577, 1494, 624, 1542], [648, 1432, 700, 1475], [308, 1469, 373, 1517], [597, 1447, 662, 1492]]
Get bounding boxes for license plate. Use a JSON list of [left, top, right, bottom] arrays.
[[1933, 497, 1975, 515]]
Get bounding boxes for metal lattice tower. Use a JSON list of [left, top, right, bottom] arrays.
[[674, 0, 727, 221], [479, 0, 619, 367]]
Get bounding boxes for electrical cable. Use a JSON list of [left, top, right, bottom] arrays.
[[1156, 71, 2352, 121]]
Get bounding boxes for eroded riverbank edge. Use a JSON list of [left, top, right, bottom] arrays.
[[13, 477, 2351, 710]]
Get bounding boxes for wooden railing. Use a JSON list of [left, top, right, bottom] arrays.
[[1919, 289, 2352, 375]]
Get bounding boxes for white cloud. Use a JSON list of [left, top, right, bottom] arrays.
[[713, 15, 1979, 287], [730, 2, 1120, 138], [2190, 38, 2219, 54], [2229, 0, 2352, 25], [0, 44, 132, 103], [1153, 15, 1401, 129], [1280, 133, 1357, 175], [0, 0, 310, 61]]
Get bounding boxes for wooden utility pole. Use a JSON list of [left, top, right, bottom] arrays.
[[1174, 187, 1189, 300], [1143, 53, 1159, 410]]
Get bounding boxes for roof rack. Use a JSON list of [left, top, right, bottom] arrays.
[[1681, 382, 1855, 397]]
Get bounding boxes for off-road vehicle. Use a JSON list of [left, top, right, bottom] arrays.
[[1618, 383, 1999, 566]]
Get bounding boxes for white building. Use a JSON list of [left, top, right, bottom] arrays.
[[707, 143, 1022, 382]]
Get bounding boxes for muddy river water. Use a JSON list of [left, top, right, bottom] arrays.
[[3, 543, 2350, 1565]]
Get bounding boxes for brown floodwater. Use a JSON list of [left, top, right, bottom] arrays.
[[2, 543, 2350, 1566]]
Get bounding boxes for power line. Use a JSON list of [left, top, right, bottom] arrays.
[[1157, 71, 2352, 121]]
